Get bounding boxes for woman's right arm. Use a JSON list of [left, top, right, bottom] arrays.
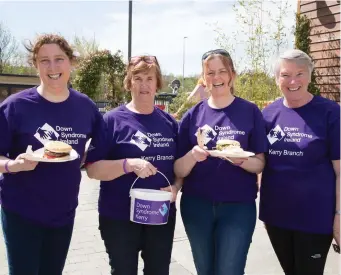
[[0, 155, 38, 173], [86, 159, 125, 181], [173, 85, 203, 118], [174, 110, 208, 178], [0, 103, 38, 173], [174, 146, 208, 178], [187, 85, 203, 102], [86, 158, 157, 181]]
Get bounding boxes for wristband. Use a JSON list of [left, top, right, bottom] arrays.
[[5, 160, 16, 174], [123, 159, 128, 174], [336, 210, 340, 215]]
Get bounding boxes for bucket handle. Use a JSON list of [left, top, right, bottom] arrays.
[[130, 170, 172, 194]]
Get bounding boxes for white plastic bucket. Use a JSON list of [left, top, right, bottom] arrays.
[[129, 171, 172, 225]]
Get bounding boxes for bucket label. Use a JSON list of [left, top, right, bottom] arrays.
[[132, 198, 170, 224]]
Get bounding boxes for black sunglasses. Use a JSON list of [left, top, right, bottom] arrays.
[[202, 49, 231, 61]]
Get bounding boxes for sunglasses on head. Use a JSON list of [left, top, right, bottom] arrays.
[[129, 55, 157, 66], [202, 49, 231, 61]]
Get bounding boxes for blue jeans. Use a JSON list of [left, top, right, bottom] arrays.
[[1, 207, 74, 275], [180, 195, 256, 275]]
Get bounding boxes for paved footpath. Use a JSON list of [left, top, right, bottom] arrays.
[[0, 172, 340, 274]]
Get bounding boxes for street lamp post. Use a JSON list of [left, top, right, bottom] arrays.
[[0, 47, 2, 73], [182, 36, 188, 89], [128, 0, 133, 60]]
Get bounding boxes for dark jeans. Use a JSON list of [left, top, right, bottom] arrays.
[[180, 195, 256, 275], [266, 224, 333, 275], [99, 214, 176, 275], [1, 207, 74, 275]]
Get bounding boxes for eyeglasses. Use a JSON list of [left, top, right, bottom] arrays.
[[129, 55, 158, 66], [202, 49, 231, 61]]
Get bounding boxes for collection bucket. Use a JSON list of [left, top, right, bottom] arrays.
[[129, 171, 172, 225]]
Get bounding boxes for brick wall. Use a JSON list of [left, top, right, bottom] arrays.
[[298, 0, 340, 102]]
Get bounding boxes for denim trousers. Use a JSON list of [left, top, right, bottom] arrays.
[[180, 194, 256, 275], [1, 207, 74, 275]]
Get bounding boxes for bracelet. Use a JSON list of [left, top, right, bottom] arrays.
[[4, 160, 15, 174], [123, 159, 128, 174], [336, 210, 340, 215]]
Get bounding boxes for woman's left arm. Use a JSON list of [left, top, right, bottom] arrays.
[[232, 153, 265, 174], [231, 105, 268, 174], [161, 177, 183, 203], [332, 159, 340, 246]]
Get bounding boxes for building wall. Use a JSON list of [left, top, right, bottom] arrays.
[[0, 74, 40, 102], [298, 0, 340, 102]]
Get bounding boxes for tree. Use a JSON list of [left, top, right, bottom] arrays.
[[73, 35, 99, 59], [168, 76, 200, 117], [270, 0, 290, 56], [0, 22, 20, 73], [72, 50, 127, 107], [233, 0, 269, 73], [294, 13, 320, 96], [212, 0, 292, 106], [234, 70, 281, 108]]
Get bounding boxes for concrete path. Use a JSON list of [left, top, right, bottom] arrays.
[[0, 172, 339, 274]]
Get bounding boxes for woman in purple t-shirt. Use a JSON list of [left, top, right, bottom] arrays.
[[86, 55, 181, 275], [175, 49, 267, 275], [260, 49, 340, 275], [0, 34, 105, 275]]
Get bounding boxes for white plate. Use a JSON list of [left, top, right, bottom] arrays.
[[208, 149, 255, 159], [22, 147, 79, 163]]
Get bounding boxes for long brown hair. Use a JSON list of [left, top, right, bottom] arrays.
[[202, 54, 236, 94]]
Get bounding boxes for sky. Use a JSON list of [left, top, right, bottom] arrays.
[[0, 0, 297, 76]]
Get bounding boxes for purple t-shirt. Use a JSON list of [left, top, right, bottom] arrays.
[[0, 88, 105, 227], [260, 97, 340, 234], [87, 105, 178, 221], [177, 98, 267, 202]]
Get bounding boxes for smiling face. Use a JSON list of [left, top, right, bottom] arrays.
[[203, 56, 235, 97], [35, 43, 72, 91], [277, 60, 311, 101], [130, 68, 158, 103]]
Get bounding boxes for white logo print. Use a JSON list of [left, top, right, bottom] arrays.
[[34, 123, 60, 145], [195, 124, 217, 145], [267, 125, 285, 145], [130, 130, 152, 151]]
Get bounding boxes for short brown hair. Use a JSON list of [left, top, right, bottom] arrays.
[[25, 34, 76, 67], [202, 53, 236, 94], [124, 56, 163, 91]]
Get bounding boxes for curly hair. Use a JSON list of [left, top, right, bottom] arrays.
[[25, 33, 76, 67]]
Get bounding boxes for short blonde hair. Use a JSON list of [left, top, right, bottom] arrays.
[[124, 56, 163, 91]]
